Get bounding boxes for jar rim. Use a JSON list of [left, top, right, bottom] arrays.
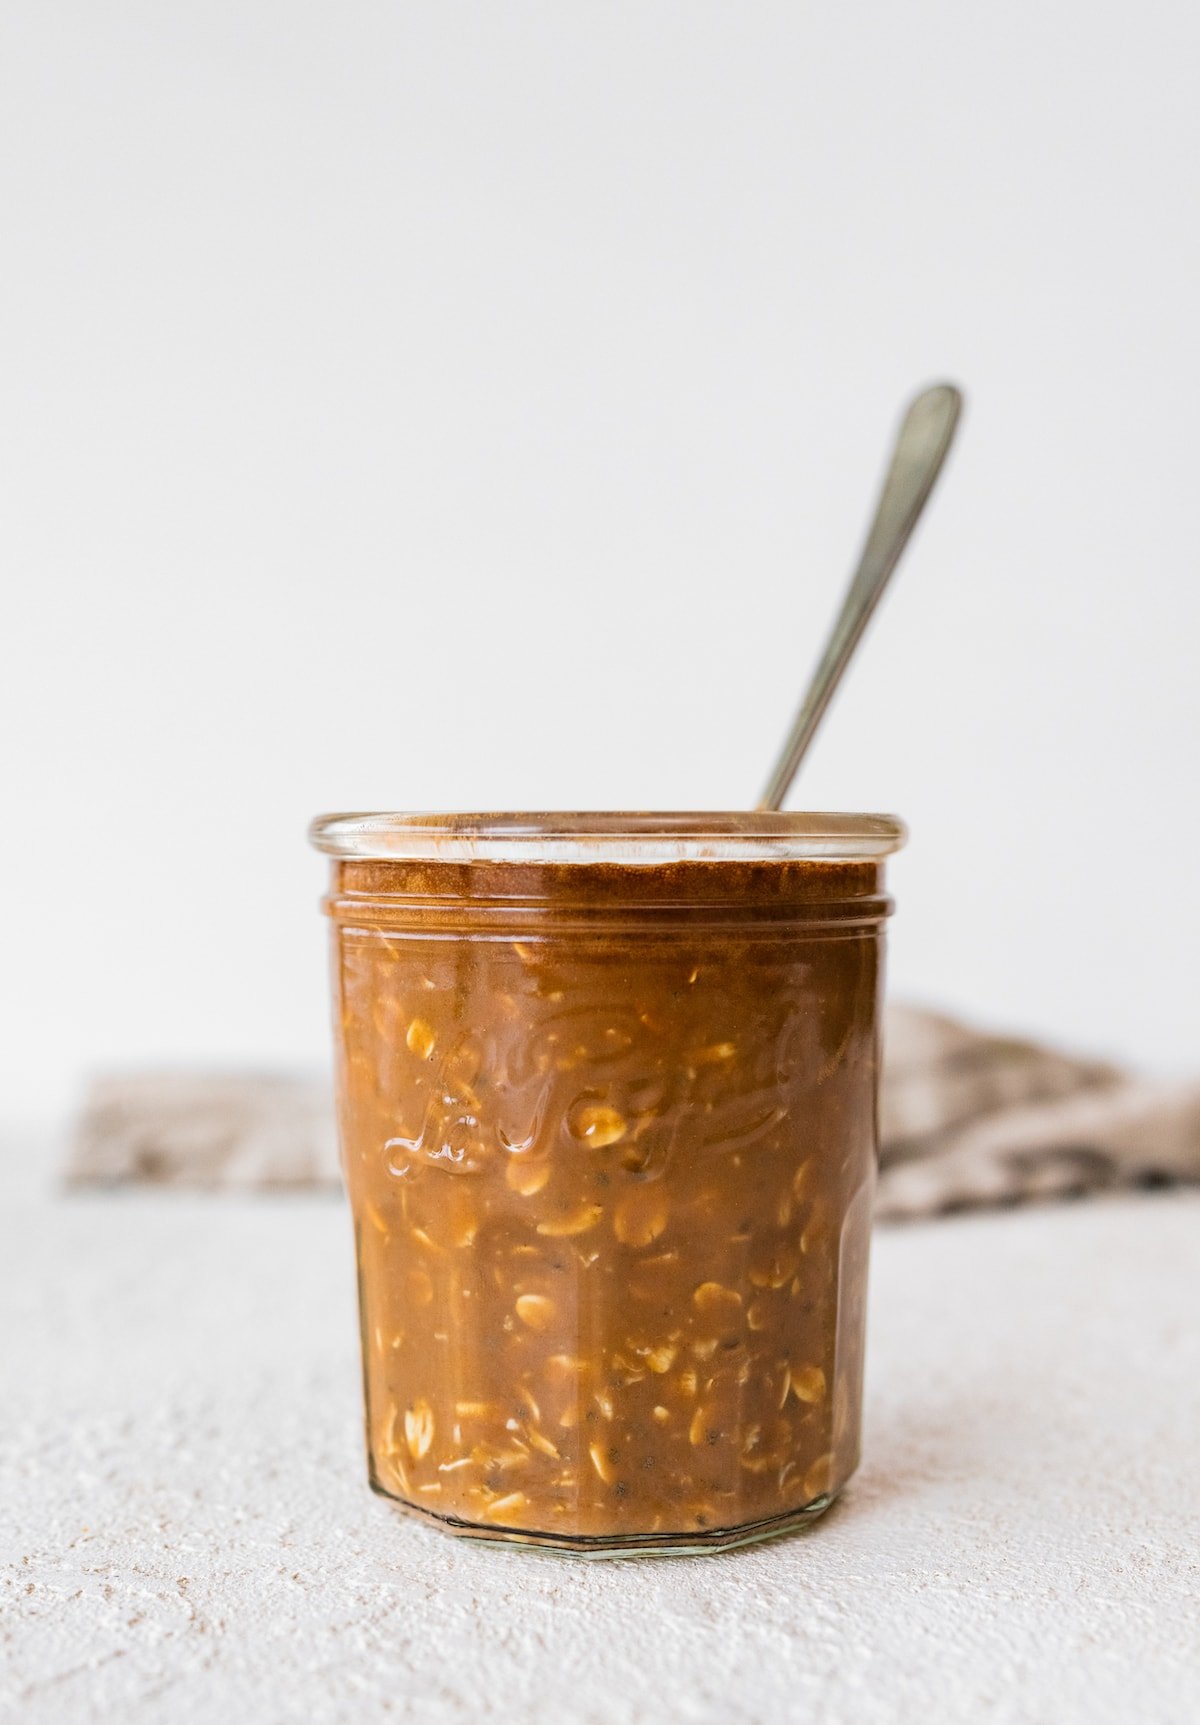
[[309, 810, 906, 864]]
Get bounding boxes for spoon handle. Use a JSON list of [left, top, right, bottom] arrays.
[[758, 382, 963, 812]]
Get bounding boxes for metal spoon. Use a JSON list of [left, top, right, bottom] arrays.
[[758, 381, 963, 811]]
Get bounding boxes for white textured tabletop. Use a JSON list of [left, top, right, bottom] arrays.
[[2, 1130, 1197, 1725]]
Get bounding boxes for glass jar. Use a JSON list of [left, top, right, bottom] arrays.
[[311, 811, 904, 1555]]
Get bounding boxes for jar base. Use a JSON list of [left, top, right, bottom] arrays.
[[368, 1472, 842, 1558]]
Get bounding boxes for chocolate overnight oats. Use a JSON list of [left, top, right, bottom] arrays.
[[311, 812, 904, 1554]]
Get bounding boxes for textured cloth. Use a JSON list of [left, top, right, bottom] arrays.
[[70, 1071, 337, 1191], [877, 1007, 1200, 1217], [66, 1007, 1200, 1218]]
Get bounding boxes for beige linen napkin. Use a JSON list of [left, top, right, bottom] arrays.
[[67, 1006, 1200, 1218], [876, 1007, 1200, 1217]]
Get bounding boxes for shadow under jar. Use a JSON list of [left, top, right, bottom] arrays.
[[311, 811, 905, 1556]]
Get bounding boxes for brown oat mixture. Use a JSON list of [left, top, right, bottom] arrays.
[[326, 855, 888, 1549]]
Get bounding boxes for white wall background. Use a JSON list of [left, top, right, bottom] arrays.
[[3, 1, 1198, 1121]]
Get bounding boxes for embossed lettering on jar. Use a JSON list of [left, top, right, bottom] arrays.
[[313, 812, 903, 1554]]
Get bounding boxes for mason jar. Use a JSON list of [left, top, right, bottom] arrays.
[[311, 811, 904, 1555]]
